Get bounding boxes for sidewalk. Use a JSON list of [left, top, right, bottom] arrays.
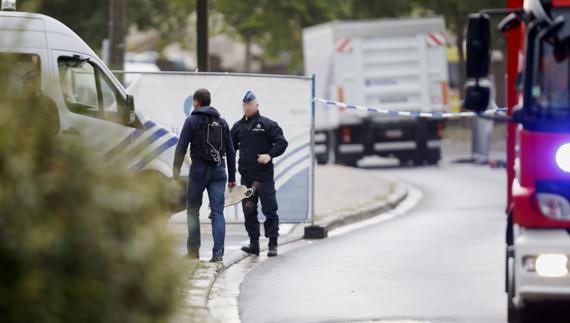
[[168, 164, 407, 323]]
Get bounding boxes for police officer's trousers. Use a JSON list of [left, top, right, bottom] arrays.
[[240, 176, 279, 240]]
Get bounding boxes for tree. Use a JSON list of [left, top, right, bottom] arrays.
[[413, 0, 506, 98], [337, 0, 414, 19], [17, 0, 194, 54], [211, 0, 415, 73], [19, 0, 107, 50], [211, 0, 335, 72]]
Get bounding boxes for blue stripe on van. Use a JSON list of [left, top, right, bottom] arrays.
[[130, 127, 169, 157], [144, 120, 156, 129], [104, 129, 145, 159], [130, 137, 178, 172]]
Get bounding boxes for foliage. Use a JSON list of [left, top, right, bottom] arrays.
[[17, 0, 195, 53], [13, 0, 508, 75], [413, 0, 506, 96], [211, 0, 415, 72], [0, 86, 183, 323]]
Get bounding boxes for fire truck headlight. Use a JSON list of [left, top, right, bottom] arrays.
[[555, 143, 570, 173], [537, 193, 570, 221], [535, 254, 568, 278]]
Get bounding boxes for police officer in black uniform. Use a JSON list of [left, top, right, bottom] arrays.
[[231, 91, 288, 257]]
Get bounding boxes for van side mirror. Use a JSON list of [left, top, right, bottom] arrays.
[[125, 94, 136, 125], [464, 13, 491, 112]]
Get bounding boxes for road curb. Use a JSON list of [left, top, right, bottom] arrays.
[[322, 181, 408, 232], [174, 181, 409, 323]]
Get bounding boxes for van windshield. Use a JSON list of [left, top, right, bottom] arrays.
[[0, 53, 42, 101]]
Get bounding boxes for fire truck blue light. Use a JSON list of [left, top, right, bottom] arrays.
[[555, 143, 570, 173]]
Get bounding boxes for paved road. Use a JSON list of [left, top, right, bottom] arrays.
[[239, 162, 508, 323]]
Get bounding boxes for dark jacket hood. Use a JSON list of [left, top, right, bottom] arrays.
[[191, 106, 220, 117]]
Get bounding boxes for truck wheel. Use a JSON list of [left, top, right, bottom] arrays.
[[342, 160, 358, 167], [427, 155, 439, 165], [507, 255, 518, 323], [412, 157, 424, 167], [506, 253, 535, 323], [512, 305, 537, 323], [316, 156, 328, 165], [398, 157, 410, 167]]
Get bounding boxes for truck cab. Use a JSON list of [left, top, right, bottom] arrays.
[[0, 2, 185, 211], [463, 0, 570, 321]]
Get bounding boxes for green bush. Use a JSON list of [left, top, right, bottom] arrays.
[[0, 101, 183, 323]]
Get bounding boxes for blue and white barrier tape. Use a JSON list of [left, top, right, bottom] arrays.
[[314, 98, 507, 119]]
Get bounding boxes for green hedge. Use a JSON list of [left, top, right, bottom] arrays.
[[0, 101, 183, 323]]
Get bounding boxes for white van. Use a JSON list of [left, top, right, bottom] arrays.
[[0, 3, 186, 209]]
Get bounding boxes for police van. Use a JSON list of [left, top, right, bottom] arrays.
[[0, 0, 186, 210]]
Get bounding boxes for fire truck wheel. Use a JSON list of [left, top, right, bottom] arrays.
[[507, 254, 518, 323]]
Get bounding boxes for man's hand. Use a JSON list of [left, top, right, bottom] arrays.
[[257, 154, 272, 164], [228, 181, 236, 192]]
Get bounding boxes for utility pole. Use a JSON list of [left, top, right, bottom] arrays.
[[197, 0, 209, 72], [109, 0, 125, 71]]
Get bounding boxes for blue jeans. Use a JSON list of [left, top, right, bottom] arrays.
[[186, 160, 227, 257]]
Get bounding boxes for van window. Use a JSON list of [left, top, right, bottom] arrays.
[[58, 57, 126, 125], [0, 53, 42, 100], [0, 53, 60, 134]]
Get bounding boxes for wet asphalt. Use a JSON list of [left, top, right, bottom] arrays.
[[239, 159, 508, 323]]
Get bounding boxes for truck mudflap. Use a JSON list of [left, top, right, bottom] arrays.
[[366, 118, 444, 166], [334, 124, 367, 167]]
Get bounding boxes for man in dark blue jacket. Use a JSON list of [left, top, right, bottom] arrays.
[[231, 91, 288, 257], [173, 88, 236, 263]]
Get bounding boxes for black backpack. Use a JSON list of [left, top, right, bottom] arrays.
[[194, 114, 227, 164]]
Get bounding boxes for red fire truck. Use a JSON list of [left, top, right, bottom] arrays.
[[464, 0, 570, 322]]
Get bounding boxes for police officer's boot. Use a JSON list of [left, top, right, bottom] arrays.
[[267, 238, 278, 257], [241, 239, 260, 256]]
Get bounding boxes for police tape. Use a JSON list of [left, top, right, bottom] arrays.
[[314, 98, 507, 119]]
